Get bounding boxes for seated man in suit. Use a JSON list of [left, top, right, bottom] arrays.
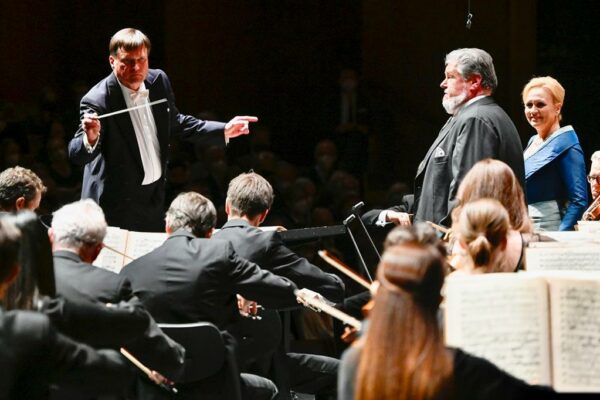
[[48, 200, 184, 385], [0, 216, 134, 399], [50, 199, 133, 304], [0, 166, 46, 213], [121, 192, 302, 400], [214, 171, 342, 399]]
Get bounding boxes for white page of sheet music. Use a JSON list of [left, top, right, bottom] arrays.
[[548, 276, 600, 392], [526, 245, 600, 272], [93, 227, 128, 273], [123, 231, 166, 266], [444, 274, 552, 385]]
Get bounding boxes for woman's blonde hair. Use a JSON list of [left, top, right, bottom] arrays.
[[522, 76, 565, 120], [454, 198, 510, 273]]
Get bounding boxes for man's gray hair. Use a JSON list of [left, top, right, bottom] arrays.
[[226, 172, 274, 218], [52, 199, 107, 248], [591, 151, 600, 162], [445, 48, 498, 92], [165, 192, 216, 237]]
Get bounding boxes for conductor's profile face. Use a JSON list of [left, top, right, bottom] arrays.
[[109, 46, 149, 91]]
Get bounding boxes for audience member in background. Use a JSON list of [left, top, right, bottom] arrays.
[[338, 241, 555, 400], [522, 76, 587, 231], [332, 68, 371, 178], [0, 216, 134, 399], [309, 139, 339, 189], [0, 166, 46, 213], [450, 159, 532, 271]]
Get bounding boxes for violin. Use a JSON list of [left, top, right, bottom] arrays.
[[582, 196, 600, 221]]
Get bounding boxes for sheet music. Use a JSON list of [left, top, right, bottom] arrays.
[[444, 274, 551, 385], [123, 231, 166, 265], [538, 231, 600, 242], [576, 221, 600, 233], [93, 227, 128, 273], [549, 277, 600, 392], [527, 245, 600, 272]]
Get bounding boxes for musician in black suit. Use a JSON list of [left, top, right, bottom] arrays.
[[214, 171, 342, 399], [48, 200, 184, 384], [50, 199, 133, 304], [0, 216, 134, 400], [0, 166, 46, 213], [121, 192, 301, 400], [69, 28, 257, 232]]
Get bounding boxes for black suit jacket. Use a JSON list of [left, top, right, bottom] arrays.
[[214, 219, 345, 302], [0, 308, 132, 400], [120, 230, 299, 337], [53, 250, 134, 304], [364, 97, 524, 227], [68, 69, 226, 231]]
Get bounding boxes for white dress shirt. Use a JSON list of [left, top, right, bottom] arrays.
[[117, 80, 162, 185]]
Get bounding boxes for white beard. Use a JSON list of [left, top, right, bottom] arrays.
[[442, 90, 469, 115]]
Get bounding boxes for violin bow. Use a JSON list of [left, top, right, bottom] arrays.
[[318, 250, 371, 290], [120, 348, 178, 394], [294, 289, 362, 329]]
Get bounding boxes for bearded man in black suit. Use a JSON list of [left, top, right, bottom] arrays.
[[364, 48, 525, 228]]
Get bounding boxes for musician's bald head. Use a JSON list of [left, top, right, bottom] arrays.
[[225, 172, 274, 225], [165, 192, 216, 238]]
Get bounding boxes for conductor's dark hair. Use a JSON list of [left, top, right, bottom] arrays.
[[109, 28, 151, 55]]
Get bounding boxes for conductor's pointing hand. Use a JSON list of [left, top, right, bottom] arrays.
[[224, 116, 259, 140]]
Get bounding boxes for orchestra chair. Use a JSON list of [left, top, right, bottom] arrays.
[[158, 321, 242, 400]]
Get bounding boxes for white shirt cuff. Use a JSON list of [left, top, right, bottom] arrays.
[[83, 132, 99, 153], [376, 210, 391, 227]]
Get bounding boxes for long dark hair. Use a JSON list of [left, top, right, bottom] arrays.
[[3, 211, 55, 310], [355, 243, 453, 400]]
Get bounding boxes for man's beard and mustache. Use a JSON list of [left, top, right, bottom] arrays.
[[442, 88, 469, 114]]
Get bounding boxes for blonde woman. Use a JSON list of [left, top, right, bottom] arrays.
[[522, 76, 587, 231]]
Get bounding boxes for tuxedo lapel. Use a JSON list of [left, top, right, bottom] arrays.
[[106, 74, 144, 171], [416, 116, 455, 177]]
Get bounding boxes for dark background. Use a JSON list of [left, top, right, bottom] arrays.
[[1, 0, 599, 201]]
